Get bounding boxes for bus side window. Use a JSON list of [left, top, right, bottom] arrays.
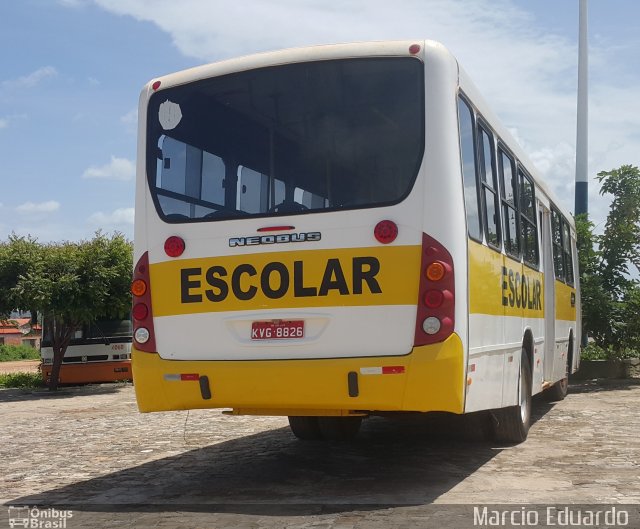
[[519, 168, 539, 268], [563, 220, 575, 285], [498, 147, 520, 258], [551, 208, 565, 281], [478, 125, 500, 249], [457, 96, 482, 241]]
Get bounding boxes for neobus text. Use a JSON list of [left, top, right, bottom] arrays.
[[501, 266, 542, 310], [180, 256, 382, 303]]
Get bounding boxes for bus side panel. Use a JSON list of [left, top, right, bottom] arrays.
[[132, 333, 465, 414], [555, 280, 577, 381], [465, 242, 545, 411]]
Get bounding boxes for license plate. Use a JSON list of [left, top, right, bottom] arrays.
[[251, 320, 304, 340]]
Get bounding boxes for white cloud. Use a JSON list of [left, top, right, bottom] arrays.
[[87, 0, 640, 228], [16, 201, 60, 214], [58, 0, 87, 7], [2, 66, 58, 90], [120, 108, 138, 133], [82, 155, 135, 181], [88, 207, 135, 226]]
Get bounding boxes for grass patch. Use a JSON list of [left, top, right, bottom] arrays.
[[0, 344, 41, 362], [0, 371, 44, 388]]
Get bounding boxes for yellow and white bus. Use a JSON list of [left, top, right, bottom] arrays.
[[131, 40, 579, 442]]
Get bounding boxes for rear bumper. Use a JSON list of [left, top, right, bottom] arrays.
[[132, 333, 465, 415]]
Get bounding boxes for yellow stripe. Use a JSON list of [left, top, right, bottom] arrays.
[[150, 245, 421, 317], [555, 281, 577, 321], [468, 240, 544, 318]]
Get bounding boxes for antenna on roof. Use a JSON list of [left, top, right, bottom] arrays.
[[574, 0, 588, 217]]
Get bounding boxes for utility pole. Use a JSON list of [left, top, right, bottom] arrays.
[[574, 0, 588, 216]]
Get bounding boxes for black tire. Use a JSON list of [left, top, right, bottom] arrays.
[[494, 349, 532, 443], [543, 339, 571, 402], [288, 416, 322, 440], [317, 416, 362, 441]]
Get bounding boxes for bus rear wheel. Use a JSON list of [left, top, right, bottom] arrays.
[[494, 349, 532, 443], [317, 416, 362, 441], [288, 416, 322, 440]]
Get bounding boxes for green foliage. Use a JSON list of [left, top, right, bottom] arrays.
[[0, 231, 133, 390], [0, 235, 40, 318], [581, 343, 640, 361], [0, 344, 40, 361], [578, 165, 640, 354], [0, 372, 44, 388]]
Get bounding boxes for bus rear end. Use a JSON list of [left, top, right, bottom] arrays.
[[132, 42, 466, 431]]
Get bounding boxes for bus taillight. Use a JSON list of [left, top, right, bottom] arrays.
[[414, 233, 455, 346], [131, 251, 157, 353]]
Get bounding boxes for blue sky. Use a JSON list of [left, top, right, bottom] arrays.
[[1, 0, 639, 241]]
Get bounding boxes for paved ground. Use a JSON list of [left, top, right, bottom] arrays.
[[1, 380, 639, 528], [0, 360, 39, 374]]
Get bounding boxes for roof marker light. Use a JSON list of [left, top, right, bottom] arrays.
[[152, 80, 161, 91], [409, 44, 421, 55]]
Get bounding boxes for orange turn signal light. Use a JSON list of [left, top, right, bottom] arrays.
[[425, 261, 446, 281], [131, 279, 147, 297]]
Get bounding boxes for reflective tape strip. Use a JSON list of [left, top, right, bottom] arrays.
[[360, 367, 383, 375], [359, 366, 405, 375]]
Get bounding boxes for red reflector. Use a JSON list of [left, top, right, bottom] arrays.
[[180, 373, 199, 381], [382, 366, 405, 375], [164, 236, 185, 257], [152, 80, 161, 90], [132, 303, 148, 321], [256, 225, 295, 232], [374, 220, 398, 244]]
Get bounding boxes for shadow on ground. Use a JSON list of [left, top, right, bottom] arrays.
[[568, 378, 640, 394], [11, 400, 557, 515], [0, 383, 130, 403]]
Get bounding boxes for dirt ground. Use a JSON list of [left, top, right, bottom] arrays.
[[0, 359, 39, 374]]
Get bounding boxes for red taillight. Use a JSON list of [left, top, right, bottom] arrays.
[[164, 236, 185, 257], [132, 252, 157, 353], [423, 289, 443, 308], [132, 303, 148, 321], [374, 220, 398, 244], [414, 233, 455, 346]]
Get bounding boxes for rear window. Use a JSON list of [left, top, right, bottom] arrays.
[[146, 57, 425, 222]]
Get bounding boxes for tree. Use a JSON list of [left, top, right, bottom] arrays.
[[0, 235, 40, 318], [0, 232, 132, 390], [578, 165, 640, 354]]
